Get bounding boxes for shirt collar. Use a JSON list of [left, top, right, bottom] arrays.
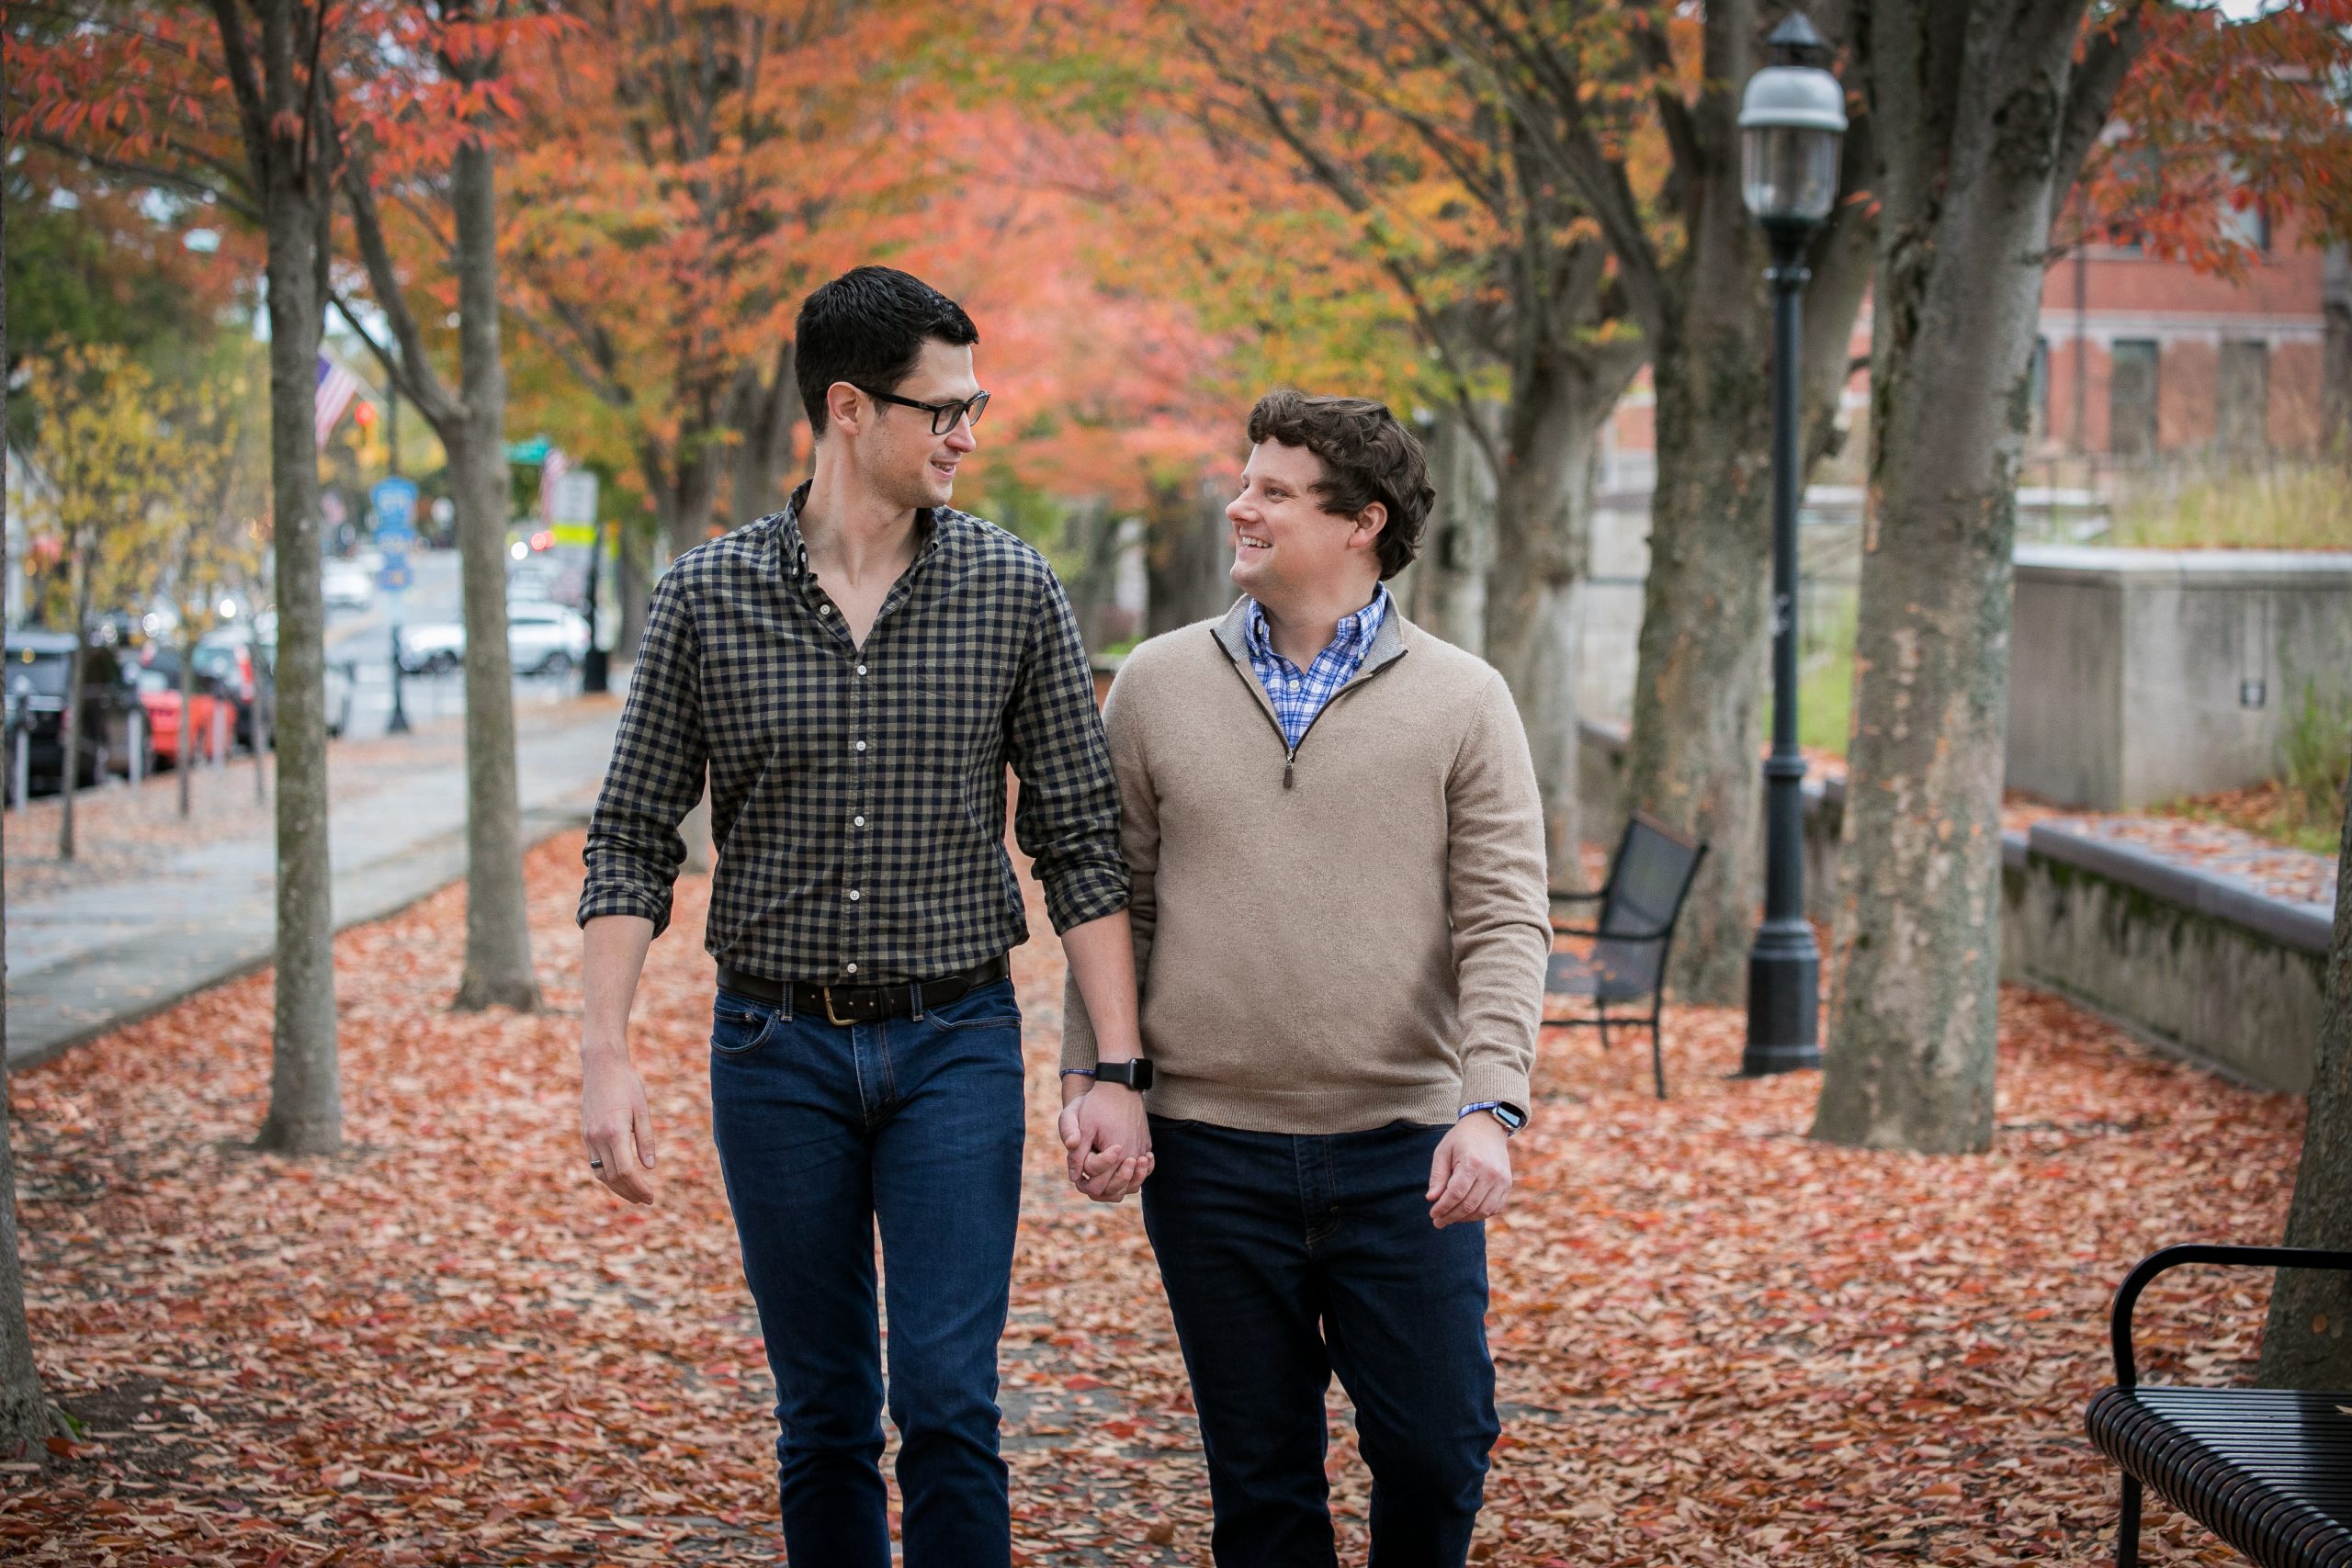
[[773, 479, 941, 580], [1245, 584, 1391, 665]]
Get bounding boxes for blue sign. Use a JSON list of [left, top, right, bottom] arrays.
[[378, 550, 413, 593], [371, 477, 420, 547]]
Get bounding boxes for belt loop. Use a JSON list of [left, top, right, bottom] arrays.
[[777, 983, 792, 1023], [909, 981, 924, 1021]]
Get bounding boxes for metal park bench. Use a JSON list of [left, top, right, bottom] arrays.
[[1543, 811, 1708, 1100], [2087, 1244, 2352, 1567]]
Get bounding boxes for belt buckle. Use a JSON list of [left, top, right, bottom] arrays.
[[822, 986, 854, 1027]]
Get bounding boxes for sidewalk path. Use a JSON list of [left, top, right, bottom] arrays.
[[4, 698, 621, 1068]]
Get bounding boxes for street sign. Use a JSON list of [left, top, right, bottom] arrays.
[[371, 476, 419, 539], [550, 468, 598, 525], [378, 552, 413, 593], [506, 435, 552, 465]]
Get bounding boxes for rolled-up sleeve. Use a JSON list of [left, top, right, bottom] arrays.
[[577, 569, 707, 938], [1005, 573, 1130, 933]]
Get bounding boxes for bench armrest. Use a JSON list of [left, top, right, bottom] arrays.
[[2110, 1243, 2352, 1388], [1554, 921, 1676, 943]]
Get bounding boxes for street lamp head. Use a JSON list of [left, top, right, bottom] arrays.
[[1739, 13, 1848, 231]]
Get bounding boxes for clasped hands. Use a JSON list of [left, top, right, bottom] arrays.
[[1057, 1074, 1152, 1203]]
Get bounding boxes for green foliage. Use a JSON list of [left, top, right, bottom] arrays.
[[2281, 679, 2352, 854], [2109, 464, 2352, 552]]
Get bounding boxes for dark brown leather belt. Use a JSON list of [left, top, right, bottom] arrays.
[[716, 954, 1010, 1026]]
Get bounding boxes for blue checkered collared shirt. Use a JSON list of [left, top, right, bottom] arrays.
[[1243, 585, 1393, 750]]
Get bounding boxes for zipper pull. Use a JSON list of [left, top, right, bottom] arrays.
[[1283, 753, 1295, 790]]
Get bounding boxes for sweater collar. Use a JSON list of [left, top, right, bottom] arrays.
[[1213, 593, 1408, 678]]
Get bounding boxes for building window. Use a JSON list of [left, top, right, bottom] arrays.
[[2109, 339, 2160, 460], [2219, 339, 2269, 462]]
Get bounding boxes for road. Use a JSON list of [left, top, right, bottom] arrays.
[[324, 546, 594, 741]]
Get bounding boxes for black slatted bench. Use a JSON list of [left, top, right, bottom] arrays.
[[2087, 1245, 2352, 1566]]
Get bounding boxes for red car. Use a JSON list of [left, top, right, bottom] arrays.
[[130, 644, 241, 767]]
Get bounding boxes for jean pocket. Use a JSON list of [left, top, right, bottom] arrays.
[[932, 977, 1021, 1033], [711, 992, 780, 1056]]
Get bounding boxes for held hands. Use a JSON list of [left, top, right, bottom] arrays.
[[1058, 1074, 1153, 1204], [1427, 1113, 1512, 1228], [581, 1046, 659, 1206]]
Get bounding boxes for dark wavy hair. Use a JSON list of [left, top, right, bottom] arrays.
[[1245, 390, 1433, 580], [795, 266, 978, 437]]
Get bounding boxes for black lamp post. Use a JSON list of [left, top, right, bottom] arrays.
[[1739, 11, 1846, 1077]]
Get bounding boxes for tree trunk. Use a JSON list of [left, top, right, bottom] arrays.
[[1145, 475, 1232, 637], [1061, 499, 1124, 654], [447, 135, 539, 1015], [57, 551, 86, 863], [0, 175, 62, 1459], [252, 131, 342, 1157], [616, 517, 650, 670], [1484, 353, 1636, 893], [1814, 0, 2139, 1156], [1405, 407, 1492, 655], [2259, 795, 2352, 1388], [727, 340, 799, 523], [2324, 243, 2351, 465], [1623, 325, 1776, 1003]]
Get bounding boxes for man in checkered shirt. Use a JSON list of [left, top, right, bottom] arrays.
[[573, 266, 1152, 1567]]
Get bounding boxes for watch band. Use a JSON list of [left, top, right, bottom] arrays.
[[1092, 1059, 1155, 1091], [1459, 1100, 1526, 1134]]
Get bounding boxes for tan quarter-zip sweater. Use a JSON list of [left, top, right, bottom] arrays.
[[1061, 599, 1551, 1134]]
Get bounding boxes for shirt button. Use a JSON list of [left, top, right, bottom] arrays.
[[856, 664, 867, 676], [854, 815, 865, 828], [845, 963, 858, 974], [848, 889, 861, 902], [821, 604, 834, 615], [854, 739, 867, 752]]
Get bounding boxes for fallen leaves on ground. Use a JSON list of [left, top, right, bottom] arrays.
[[0, 831, 2305, 1563], [2049, 811, 2336, 909]]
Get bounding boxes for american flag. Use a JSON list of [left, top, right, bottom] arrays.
[[315, 357, 368, 450]]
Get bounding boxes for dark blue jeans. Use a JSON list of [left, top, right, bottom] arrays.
[[1142, 1116, 1498, 1568], [707, 976, 1024, 1568]]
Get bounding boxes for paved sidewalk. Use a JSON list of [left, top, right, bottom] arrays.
[[5, 698, 622, 1068]]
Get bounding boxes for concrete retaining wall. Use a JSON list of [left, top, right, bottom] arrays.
[[2008, 547, 2352, 810], [1577, 719, 2330, 1092]]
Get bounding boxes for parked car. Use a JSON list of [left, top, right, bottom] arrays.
[[322, 558, 377, 612], [130, 644, 240, 768], [399, 604, 591, 677], [196, 617, 356, 745], [2, 631, 144, 796]]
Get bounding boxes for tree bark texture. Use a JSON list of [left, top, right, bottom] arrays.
[[1814, 0, 2142, 1155], [616, 519, 651, 670], [0, 177, 62, 1457], [447, 137, 538, 1014], [1402, 407, 1492, 656], [1060, 500, 1124, 655], [1145, 476, 1233, 637], [247, 0, 343, 1155], [1485, 345, 1642, 893], [1568, 0, 1875, 1006], [2260, 795, 2352, 1388]]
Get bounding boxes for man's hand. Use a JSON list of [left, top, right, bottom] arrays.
[[1427, 1113, 1511, 1228], [581, 1046, 658, 1205], [1057, 1080, 1153, 1203]]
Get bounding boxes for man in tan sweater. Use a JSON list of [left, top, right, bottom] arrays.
[[1060, 391, 1551, 1566]]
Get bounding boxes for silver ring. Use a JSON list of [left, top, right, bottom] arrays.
[[589, 1158, 605, 1171]]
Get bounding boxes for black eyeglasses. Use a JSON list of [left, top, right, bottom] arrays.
[[852, 385, 990, 436]]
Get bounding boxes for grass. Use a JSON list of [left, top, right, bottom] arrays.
[[2152, 680, 2350, 856], [2107, 462, 2352, 551]]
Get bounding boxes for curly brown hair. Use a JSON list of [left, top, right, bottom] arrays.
[[1246, 390, 1434, 581]]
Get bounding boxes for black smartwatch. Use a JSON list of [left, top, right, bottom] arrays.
[[1091, 1059, 1156, 1091]]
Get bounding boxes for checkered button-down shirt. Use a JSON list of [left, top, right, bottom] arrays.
[[1243, 585, 1392, 748], [577, 484, 1129, 984]]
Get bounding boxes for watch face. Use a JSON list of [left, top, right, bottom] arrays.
[[1490, 1103, 1526, 1132]]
